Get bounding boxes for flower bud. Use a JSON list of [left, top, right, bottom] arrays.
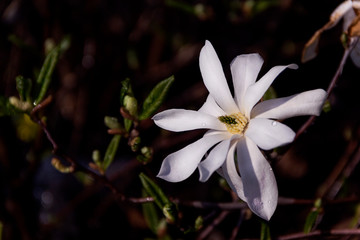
[[123, 95, 138, 117]]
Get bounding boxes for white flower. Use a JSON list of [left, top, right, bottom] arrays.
[[302, 0, 360, 67], [153, 40, 327, 220]]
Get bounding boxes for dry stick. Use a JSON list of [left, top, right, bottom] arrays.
[[295, 37, 358, 140]]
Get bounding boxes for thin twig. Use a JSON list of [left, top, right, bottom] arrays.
[[276, 228, 360, 240], [295, 37, 358, 140], [230, 211, 244, 240], [196, 210, 230, 240]]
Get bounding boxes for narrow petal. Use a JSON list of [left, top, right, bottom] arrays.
[[242, 64, 298, 117], [199, 40, 239, 113], [153, 109, 226, 132], [198, 95, 226, 117], [251, 89, 327, 120], [220, 141, 246, 201], [237, 137, 278, 220], [157, 132, 228, 182], [231, 54, 264, 109], [245, 118, 295, 150], [198, 136, 233, 182]]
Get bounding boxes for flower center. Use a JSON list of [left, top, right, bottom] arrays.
[[218, 112, 248, 135]]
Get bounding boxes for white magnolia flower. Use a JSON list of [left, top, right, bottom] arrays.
[[153, 40, 327, 220], [302, 0, 360, 67]]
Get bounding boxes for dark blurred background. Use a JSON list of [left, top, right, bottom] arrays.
[[0, 0, 359, 239]]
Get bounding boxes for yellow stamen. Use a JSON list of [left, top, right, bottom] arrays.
[[218, 112, 248, 134]]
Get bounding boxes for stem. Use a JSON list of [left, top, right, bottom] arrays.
[[295, 37, 358, 140]]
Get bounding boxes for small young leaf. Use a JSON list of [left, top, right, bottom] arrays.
[[120, 78, 133, 104], [139, 172, 170, 209], [16, 76, 32, 102], [104, 116, 121, 129], [34, 36, 71, 105], [138, 75, 174, 120], [303, 198, 322, 233], [260, 220, 271, 240], [0, 96, 16, 116], [102, 135, 121, 170], [142, 189, 160, 234]]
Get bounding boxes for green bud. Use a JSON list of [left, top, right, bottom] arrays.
[[9, 96, 32, 112], [130, 136, 141, 152], [162, 202, 178, 224], [123, 95, 138, 117], [92, 149, 102, 165], [104, 116, 121, 129], [194, 216, 203, 230]]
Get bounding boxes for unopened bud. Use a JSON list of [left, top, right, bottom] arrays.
[[123, 95, 138, 117], [9, 96, 32, 112], [162, 202, 178, 224], [51, 157, 75, 173], [104, 116, 121, 129]]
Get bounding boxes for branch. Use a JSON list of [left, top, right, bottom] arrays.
[[295, 37, 358, 140], [276, 228, 360, 240]]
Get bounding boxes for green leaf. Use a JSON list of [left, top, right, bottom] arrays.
[[102, 135, 121, 170], [303, 198, 322, 233], [120, 78, 133, 104], [139, 172, 170, 209], [0, 96, 16, 116], [260, 221, 271, 240], [142, 189, 160, 234], [34, 36, 71, 105], [34, 45, 60, 105], [138, 75, 174, 120], [262, 86, 277, 101], [16, 76, 32, 102]]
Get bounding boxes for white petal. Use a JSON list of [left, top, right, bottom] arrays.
[[157, 133, 228, 182], [220, 141, 246, 201], [330, 0, 352, 24], [353, 1, 360, 9], [198, 137, 233, 182], [198, 95, 226, 117], [237, 137, 278, 220], [231, 54, 264, 110], [199, 40, 239, 113], [251, 89, 327, 119], [242, 64, 298, 117], [245, 118, 295, 150], [153, 109, 226, 132]]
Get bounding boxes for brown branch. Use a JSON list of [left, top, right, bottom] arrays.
[[276, 228, 360, 240], [295, 37, 358, 140], [196, 210, 230, 240]]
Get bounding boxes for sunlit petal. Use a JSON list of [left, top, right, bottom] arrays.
[[153, 109, 226, 132], [199, 40, 239, 113], [157, 133, 228, 182], [245, 118, 295, 150], [231, 54, 264, 110], [251, 89, 327, 120], [237, 137, 278, 220], [242, 64, 298, 117]]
